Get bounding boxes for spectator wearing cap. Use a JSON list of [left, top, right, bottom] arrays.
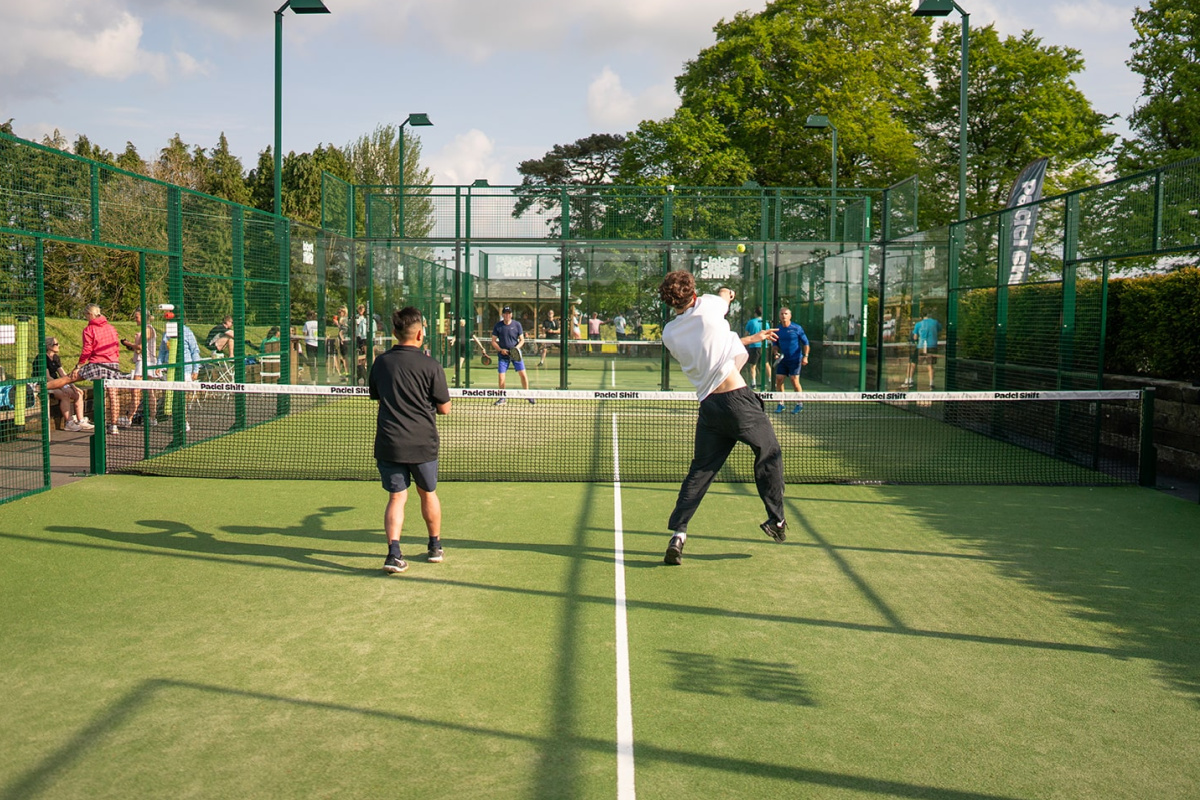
[[489, 306, 533, 405], [75, 303, 123, 436]]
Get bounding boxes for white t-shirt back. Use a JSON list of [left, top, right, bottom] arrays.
[[661, 294, 747, 400], [303, 320, 319, 347]]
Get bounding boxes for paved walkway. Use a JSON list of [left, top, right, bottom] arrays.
[[46, 427, 94, 489]]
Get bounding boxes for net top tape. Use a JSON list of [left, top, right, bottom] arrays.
[[98, 379, 1141, 403]]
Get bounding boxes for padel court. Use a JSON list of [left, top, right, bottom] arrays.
[[2, 463, 1199, 799]]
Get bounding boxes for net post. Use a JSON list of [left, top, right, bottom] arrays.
[[89, 378, 106, 475], [1138, 387, 1157, 487]]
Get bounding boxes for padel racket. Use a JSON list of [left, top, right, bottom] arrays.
[[510, 347, 523, 365], [472, 335, 492, 365]]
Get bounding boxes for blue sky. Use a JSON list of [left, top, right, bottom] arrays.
[[0, 0, 1144, 187]]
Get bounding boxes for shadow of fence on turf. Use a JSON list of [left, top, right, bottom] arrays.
[[1, 677, 1030, 800], [870, 485, 1200, 709]]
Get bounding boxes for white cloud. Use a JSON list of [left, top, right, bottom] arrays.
[[428, 129, 505, 186], [341, 0, 763, 63], [0, 1, 194, 100], [1053, 1, 1130, 32], [587, 67, 677, 128], [174, 51, 210, 78]]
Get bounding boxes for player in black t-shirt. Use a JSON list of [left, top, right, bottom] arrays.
[[368, 307, 452, 573], [538, 308, 561, 367]]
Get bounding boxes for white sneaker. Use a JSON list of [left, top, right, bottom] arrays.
[[117, 416, 130, 427], [79, 419, 94, 430], [66, 419, 81, 431], [108, 425, 119, 436]]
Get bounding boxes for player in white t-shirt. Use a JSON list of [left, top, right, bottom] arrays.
[[658, 270, 786, 565]]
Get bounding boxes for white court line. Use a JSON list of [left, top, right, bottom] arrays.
[[612, 413, 636, 799], [611, 360, 617, 388]]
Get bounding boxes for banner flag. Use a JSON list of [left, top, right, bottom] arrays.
[[1005, 157, 1050, 284]]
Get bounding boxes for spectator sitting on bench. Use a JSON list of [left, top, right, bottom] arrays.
[[39, 337, 93, 431], [206, 316, 235, 358]]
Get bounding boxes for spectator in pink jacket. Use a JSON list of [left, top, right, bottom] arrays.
[[75, 303, 124, 436]]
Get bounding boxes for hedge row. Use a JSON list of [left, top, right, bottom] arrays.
[[954, 268, 1200, 382]]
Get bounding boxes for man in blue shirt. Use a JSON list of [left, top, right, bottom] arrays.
[[772, 307, 810, 413], [903, 309, 941, 390], [491, 306, 534, 405], [743, 307, 771, 389]]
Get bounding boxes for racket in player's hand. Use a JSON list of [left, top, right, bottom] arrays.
[[510, 347, 523, 365], [481, 352, 492, 365]]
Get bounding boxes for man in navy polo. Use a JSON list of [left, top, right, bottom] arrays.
[[368, 307, 452, 574], [490, 306, 534, 405]]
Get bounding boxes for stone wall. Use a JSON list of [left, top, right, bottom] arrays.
[[1104, 374, 1200, 481]]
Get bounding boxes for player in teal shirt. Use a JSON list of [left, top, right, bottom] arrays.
[[743, 308, 770, 389], [903, 310, 941, 390]]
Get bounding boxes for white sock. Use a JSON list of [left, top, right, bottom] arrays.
[[672, 531, 687, 543]]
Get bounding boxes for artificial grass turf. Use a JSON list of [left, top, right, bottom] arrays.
[[1, 477, 1198, 798]]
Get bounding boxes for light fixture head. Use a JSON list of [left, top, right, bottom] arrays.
[[912, 0, 954, 16], [804, 114, 831, 129], [403, 113, 434, 127], [287, 0, 331, 13]]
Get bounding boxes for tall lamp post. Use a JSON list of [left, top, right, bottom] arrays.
[[398, 113, 433, 237], [913, 0, 969, 221], [274, 0, 330, 217], [804, 114, 838, 242]]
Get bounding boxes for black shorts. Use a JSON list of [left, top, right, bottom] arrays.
[[377, 459, 438, 493]]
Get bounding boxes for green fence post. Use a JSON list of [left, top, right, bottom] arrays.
[[90, 162, 101, 242], [859, 248, 869, 391], [1152, 170, 1163, 253], [89, 379, 107, 475], [1139, 388, 1157, 487], [946, 223, 961, 391], [232, 207, 246, 429], [995, 212, 1012, 390], [36, 240, 50, 489]]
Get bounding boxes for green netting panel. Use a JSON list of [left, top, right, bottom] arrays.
[[0, 136, 92, 240], [341, 184, 885, 245], [883, 175, 919, 241], [321, 172, 353, 239], [98, 168, 170, 253], [1160, 158, 1200, 252], [0, 235, 47, 504]]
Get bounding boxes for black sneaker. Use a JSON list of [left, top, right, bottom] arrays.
[[663, 535, 685, 565], [427, 543, 444, 563], [759, 519, 787, 542], [383, 554, 408, 574]]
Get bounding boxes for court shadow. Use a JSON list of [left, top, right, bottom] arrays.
[[221, 506, 376, 544], [625, 551, 753, 569], [43, 518, 366, 574], [662, 650, 816, 706], [874, 485, 1200, 708], [1, 677, 1022, 800]]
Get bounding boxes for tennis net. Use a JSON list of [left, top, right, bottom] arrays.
[[96, 380, 1150, 486]]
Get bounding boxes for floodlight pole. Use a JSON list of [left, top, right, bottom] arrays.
[[398, 113, 433, 238], [913, 0, 969, 221], [956, 7, 969, 221], [273, 0, 330, 218], [804, 114, 838, 241]]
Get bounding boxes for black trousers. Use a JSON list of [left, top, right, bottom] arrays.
[[667, 386, 785, 533]]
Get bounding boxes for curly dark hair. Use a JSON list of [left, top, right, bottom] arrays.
[[659, 270, 696, 309]]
